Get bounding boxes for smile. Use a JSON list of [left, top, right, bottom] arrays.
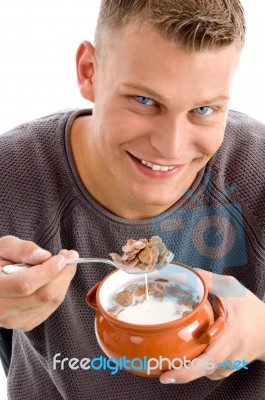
[[140, 159, 175, 172]]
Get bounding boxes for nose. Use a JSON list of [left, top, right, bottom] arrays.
[[150, 114, 191, 160]]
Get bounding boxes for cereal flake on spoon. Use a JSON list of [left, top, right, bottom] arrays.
[[109, 236, 174, 273]]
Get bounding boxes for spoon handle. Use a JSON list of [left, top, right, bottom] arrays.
[[2, 258, 117, 275], [66, 258, 116, 266]]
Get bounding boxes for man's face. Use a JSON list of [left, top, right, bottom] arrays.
[[85, 26, 239, 218]]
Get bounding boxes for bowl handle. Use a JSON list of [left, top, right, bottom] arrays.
[[86, 281, 101, 310], [197, 295, 226, 344]]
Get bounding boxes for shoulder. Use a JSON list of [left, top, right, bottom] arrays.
[[211, 110, 265, 172], [206, 110, 265, 198], [0, 109, 87, 183], [0, 109, 73, 155], [225, 109, 265, 141], [0, 109, 88, 238], [207, 110, 265, 229], [0, 110, 75, 214]]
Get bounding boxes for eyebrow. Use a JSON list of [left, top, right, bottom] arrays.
[[121, 82, 169, 103], [193, 95, 230, 106], [121, 81, 230, 106]]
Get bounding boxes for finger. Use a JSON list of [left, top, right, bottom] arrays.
[[194, 268, 245, 297], [0, 236, 51, 264], [0, 251, 78, 329], [0, 249, 78, 299], [207, 369, 233, 380], [0, 254, 67, 297], [159, 334, 241, 385], [59, 249, 79, 275], [159, 353, 217, 384], [59, 249, 70, 256], [29, 250, 78, 307]]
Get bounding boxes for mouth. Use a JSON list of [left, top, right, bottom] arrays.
[[128, 152, 184, 175], [140, 159, 175, 172]]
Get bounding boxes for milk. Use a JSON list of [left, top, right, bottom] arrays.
[[107, 278, 199, 325], [117, 297, 192, 324]]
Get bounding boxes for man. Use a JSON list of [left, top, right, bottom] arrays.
[[0, 0, 265, 399]]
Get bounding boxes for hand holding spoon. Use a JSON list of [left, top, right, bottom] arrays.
[[3, 253, 174, 275], [3, 236, 174, 275]]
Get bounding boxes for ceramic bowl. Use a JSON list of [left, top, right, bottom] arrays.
[[86, 262, 226, 377]]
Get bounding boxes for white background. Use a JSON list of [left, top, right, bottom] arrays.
[[0, 1, 264, 398]]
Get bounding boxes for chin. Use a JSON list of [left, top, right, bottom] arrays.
[[134, 192, 177, 209]]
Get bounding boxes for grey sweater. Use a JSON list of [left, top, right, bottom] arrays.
[[0, 109, 265, 400]]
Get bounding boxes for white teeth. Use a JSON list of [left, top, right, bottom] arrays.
[[152, 165, 162, 171], [140, 159, 175, 172]]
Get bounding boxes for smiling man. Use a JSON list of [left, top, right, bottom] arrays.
[[1, 1, 265, 400]]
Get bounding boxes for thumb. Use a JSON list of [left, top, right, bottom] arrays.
[[194, 268, 246, 297], [0, 235, 51, 265]]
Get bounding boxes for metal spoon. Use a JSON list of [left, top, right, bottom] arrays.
[[2, 253, 174, 275]]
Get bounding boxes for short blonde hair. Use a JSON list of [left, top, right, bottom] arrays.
[[95, 0, 246, 52]]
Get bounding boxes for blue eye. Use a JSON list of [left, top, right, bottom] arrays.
[[135, 96, 155, 106], [194, 106, 213, 116]]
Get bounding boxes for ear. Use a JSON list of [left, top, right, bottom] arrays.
[[76, 41, 96, 102]]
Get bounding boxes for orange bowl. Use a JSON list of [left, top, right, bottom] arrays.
[[86, 262, 226, 377]]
